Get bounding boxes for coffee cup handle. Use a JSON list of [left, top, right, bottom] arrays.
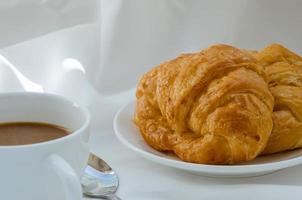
[[46, 154, 82, 200]]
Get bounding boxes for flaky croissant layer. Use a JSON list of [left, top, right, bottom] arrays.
[[254, 44, 302, 154], [134, 44, 275, 164]]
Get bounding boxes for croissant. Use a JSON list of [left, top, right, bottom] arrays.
[[254, 44, 302, 154], [134, 44, 274, 164]]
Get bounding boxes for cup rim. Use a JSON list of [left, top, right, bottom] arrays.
[[0, 92, 90, 149]]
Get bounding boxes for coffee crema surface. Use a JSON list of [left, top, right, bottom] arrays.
[[0, 122, 70, 145]]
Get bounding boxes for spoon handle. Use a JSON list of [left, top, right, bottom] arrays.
[[110, 195, 122, 200], [102, 194, 122, 200], [88, 153, 112, 172], [84, 194, 122, 200]]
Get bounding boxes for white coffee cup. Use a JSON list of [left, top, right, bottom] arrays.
[[0, 92, 90, 200]]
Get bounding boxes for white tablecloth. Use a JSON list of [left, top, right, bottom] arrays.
[[1, 1, 302, 199]]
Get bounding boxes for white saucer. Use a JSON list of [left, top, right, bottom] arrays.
[[113, 101, 302, 178]]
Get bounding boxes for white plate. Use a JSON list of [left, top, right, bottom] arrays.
[[113, 101, 302, 178]]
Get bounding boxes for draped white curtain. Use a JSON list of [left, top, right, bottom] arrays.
[[2, 0, 302, 95], [1, 0, 302, 199]]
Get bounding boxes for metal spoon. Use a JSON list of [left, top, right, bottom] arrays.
[[81, 153, 121, 200]]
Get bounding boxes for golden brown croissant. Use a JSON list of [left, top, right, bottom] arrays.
[[254, 44, 302, 154], [134, 44, 274, 164]]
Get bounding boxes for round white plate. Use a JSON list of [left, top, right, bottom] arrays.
[[113, 101, 302, 177]]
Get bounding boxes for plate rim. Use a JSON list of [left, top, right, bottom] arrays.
[[113, 101, 302, 175]]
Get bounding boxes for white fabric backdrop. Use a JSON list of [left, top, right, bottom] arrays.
[[1, 0, 302, 199]]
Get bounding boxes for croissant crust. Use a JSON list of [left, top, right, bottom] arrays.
[[254, 44, 302, 154], [134, 44, 274, 164]]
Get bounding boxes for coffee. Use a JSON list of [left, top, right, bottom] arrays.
[[0, 122, 70, 145]]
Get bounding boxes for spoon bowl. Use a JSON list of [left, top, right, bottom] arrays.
[[81, 153, 121, 199]]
